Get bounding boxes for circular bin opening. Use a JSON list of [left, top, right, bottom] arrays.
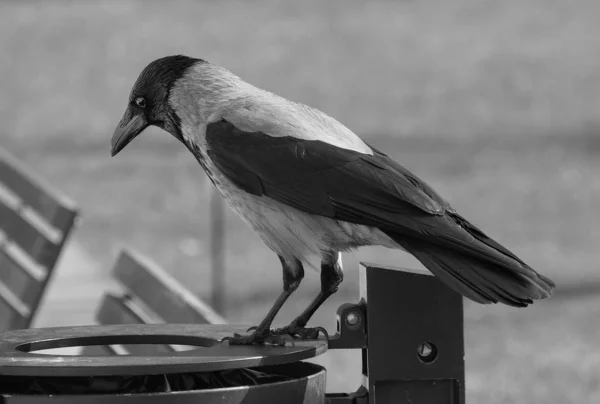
[[15, 334, 218, 354], [32, 345, 200, 356]]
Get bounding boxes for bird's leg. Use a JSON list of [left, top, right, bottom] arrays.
[[224, 256, 304, 346], [273, 251, 343, 340]]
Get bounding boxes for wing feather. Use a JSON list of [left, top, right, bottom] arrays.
[[206, 120, 445, 222], [204, 119, 554, 307]]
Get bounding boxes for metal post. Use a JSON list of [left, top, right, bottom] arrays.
[[209, 188, 225, 315]]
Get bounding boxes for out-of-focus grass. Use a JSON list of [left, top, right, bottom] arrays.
[[2, 0, 600, 401]]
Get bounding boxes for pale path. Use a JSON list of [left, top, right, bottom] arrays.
[[33, 239, 118, 328], [26, 240, 117, 354]]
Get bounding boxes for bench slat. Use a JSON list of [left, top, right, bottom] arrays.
[[0, 147, 78, 331], [0, 251, 43, 309], [0, 146, 77, 230], [79, 344, 121, 356], [96, 293, 156, 326], [0, 238, 46, 307], [113, 249, 226, 325], [0, 305, 24, 331], [0, 280, 31, 323], [0, 200, 60, 265], [95, 293, 175, 355]]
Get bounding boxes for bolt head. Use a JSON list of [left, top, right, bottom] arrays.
[[418, 343, 433, 357], [345, 311, 360, 326], [416, 341, 438, 364]]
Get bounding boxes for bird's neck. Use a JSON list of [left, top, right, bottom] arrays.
[[171, 64, 255, 124]]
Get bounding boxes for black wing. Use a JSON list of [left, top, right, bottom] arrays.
[[204, 120, 555, 306], [205, 120, 513, 263], [205, 120, 447, 224]]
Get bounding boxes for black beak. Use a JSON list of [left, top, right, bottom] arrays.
[[110, 107, 149, 157]]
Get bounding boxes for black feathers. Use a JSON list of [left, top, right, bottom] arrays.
[[397, 239, 555, 307], [205, 119, 556, 307], [130, 55, 204, 103], [205, 120, 445, 220], [128, 55, 204, 144]]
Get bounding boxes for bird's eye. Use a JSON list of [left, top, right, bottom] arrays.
[[134, 97, 146, 108]]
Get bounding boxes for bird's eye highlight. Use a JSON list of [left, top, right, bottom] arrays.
[[134, 97, 146, 108]]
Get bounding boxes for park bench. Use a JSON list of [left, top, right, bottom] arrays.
[[83, 248, 226, 355], [0, 146, 78, 331]]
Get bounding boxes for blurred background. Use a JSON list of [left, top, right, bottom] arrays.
[[2, 0, 600, 402]]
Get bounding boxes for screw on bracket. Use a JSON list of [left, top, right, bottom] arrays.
[[417, 341, 438, 364], [345, 310, 361, 328], [327, 303, 367, 350]]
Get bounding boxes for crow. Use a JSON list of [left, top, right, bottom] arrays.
[[110, 55, 555, 345]]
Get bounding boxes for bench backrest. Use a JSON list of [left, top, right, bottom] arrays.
[[87, 248, 226, 355], [0, 147, 78, 331]]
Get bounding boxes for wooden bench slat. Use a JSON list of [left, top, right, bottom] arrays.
[[106, 344, 130, 355], [113, 249, 226, 325], [95, 293, 175, 355], [0, 146, 78, 230], [80, 344, 121, 356], [0, 280, 31, 320], [96, 293, 155, 326], [0, 230, 47, 305], [0, 201, 59, 265], [0, 234, 47, 280], [92, 250, 229, 356], [0, 147, 78, 332], [0, 249, 44, 307], [0, 305, 22, 331], [0, 184, 64, 244], [0, 223, 72, 329]]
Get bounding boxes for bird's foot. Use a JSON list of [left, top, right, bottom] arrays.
[[221, 328, 296, 346], [272, 321, 329, 340]]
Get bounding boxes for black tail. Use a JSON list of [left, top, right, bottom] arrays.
[[385, 218, 556, 307]]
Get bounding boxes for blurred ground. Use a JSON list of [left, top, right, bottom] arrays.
[[33, 242, 115, 329], [2, 0, 600, 402]]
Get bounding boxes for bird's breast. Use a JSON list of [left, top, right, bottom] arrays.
[[181, 124, 225, 188]]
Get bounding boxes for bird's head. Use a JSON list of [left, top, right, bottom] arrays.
[[110, 55, 203, 156], [111, 55, 243, 157]]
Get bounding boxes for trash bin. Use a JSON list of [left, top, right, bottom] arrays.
[[0, 324, 328, 403]]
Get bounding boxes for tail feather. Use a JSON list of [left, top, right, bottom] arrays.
[[396, 240, 555, 308]]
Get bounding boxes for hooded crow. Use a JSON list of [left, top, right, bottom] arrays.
[[111, 55, 556, 345]]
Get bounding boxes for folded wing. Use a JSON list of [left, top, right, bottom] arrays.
[[205, 119, 555, 306]]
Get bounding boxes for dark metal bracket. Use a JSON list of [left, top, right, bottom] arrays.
[[325, 263, 466, 404]]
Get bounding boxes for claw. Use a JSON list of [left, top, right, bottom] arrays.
[[220, 323, 328, 346], [220, 333, 244, 344], [220, 329, 295, 346], [264, 333, 295, 347], [296, 326, 329, 340], [272, 324, 329, 341]]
